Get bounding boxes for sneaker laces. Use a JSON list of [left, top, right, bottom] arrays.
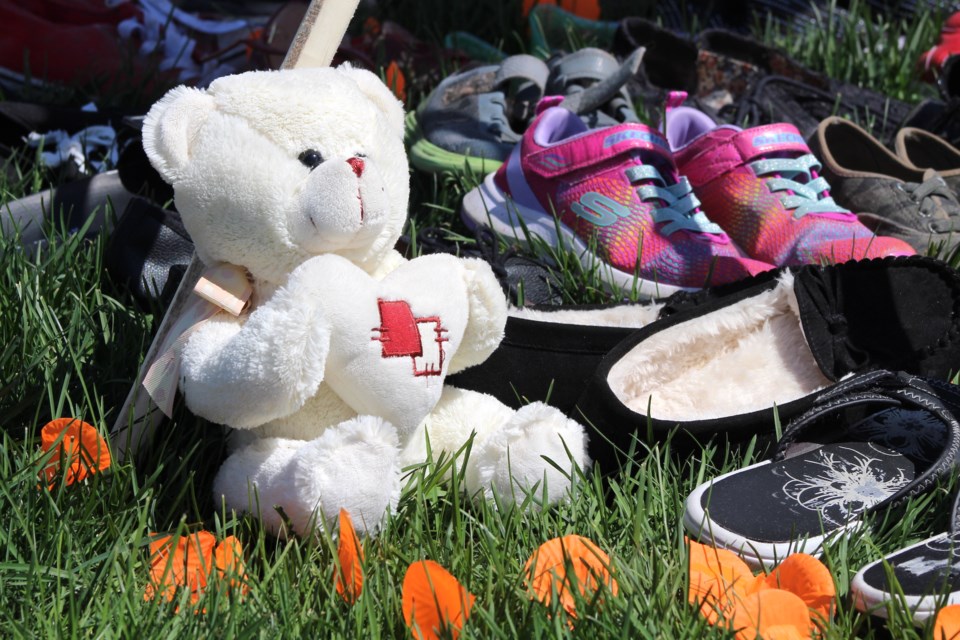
[[749, 153, 852, 219], [626, 165, 724, 236], [899, 175, 959, 230]]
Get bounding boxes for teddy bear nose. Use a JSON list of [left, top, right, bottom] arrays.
[[347, 157, 365, 177]]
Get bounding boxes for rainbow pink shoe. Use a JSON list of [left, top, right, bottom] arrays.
[[666, 106, 916, 266], [459, 105, 774, 298]]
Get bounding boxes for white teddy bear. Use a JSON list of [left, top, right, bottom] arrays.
[[141, 65, 589, 536]]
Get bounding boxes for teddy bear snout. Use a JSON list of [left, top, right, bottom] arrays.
[[347, 157, 365, 177]]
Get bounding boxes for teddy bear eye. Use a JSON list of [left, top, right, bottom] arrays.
[[298, 149, 324, 169]]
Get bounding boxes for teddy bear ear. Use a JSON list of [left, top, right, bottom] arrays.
[[141, 85, 216, 184], [337, 63, 406, 138]]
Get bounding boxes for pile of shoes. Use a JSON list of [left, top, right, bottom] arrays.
[[8, 1, 960, 630], [409, 6, 960, 303], [402, 4, 960, 628]]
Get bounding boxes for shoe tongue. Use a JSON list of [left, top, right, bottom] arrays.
[[734, 123, 811, 162]]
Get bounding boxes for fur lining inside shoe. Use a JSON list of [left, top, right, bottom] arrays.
[[607, 272, 831, 422], [508, 302, 663, 328]]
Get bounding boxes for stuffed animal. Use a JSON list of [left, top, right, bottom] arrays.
[[141, 65, 589, 536]]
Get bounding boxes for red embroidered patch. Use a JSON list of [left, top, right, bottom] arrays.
[[375, 300, 422, 357], [372, 299, 448, 377]]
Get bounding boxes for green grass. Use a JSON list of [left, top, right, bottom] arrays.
[[2, 1, 960, 638]]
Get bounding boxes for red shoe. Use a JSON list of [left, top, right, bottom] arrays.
[[918, 11, 960, 81]]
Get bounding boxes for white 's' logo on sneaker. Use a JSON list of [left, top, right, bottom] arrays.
[[571, 192, 631, 227]]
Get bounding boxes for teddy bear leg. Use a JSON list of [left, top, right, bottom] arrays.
[[213, 415, 402, 538], [404, 387, 589, 506]]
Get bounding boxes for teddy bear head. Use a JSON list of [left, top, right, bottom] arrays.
[[142, 65, 409, 284]]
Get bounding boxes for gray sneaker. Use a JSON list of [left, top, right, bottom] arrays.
[[407, 48, 644, 175], [408, 54, 550, 175], [808, 116, 960, 254], [544, 47, 642, 128], [895, 126, 960, 197]]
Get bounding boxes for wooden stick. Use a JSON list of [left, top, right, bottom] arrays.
[[111, 0, 362, 461]]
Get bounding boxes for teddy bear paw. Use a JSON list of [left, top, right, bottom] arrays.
[[289, 415, 402, 535], [469, 402, 588, 506]]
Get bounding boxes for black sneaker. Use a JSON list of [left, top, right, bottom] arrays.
[[852, 486, 960, 624], [610, 17, 698, 99], [686, 28, 913, 145]]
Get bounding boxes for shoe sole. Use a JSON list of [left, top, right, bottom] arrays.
[[460, 172, 694, 300], [405, 111, 505, 176]]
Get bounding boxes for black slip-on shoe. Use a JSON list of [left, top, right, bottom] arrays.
[[448, 303, 661, 413], [684, 369, 960, 570], [573, 256, 960, 470], [852, 488, 960, 624], [448, 267, 789, 413], [104, 197, 194, 311]]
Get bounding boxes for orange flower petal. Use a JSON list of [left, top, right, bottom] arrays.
[[402, 560, 475, 640], [687, 539, 757, 627], [385, 61, 406, 103], [689, 569, 735, 625], [759, 553, 835, 627], [335, 509, 364, 604], [687, 539, 754, 591], [935, 605, 960, 640], [214, 536, 249, 596], [730, 588, 814, 640], [40, 418, 111, 486], [524, 535, 619, 618], [144, 531, 247, 605], [754, 624, 809, 640]]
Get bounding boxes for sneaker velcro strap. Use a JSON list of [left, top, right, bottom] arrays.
[[683, 123, 810, 186], [493, 54, 549, 92], [525, 122, 673, 179], [738, 124, 810, 159]]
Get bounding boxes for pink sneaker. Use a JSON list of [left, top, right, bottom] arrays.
[[460, 106, 774, 298], [666, 107, 916, 267]]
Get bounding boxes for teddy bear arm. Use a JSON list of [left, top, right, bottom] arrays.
[[446, 258, 509, 375], [179, 300, 331, 428]]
